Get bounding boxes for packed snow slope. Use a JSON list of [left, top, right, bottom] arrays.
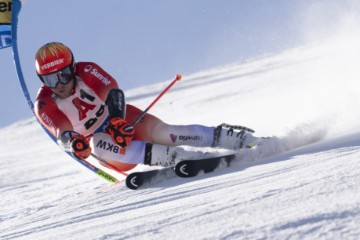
[[1, 35, 360, 239]]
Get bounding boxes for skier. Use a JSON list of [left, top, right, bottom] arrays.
[[34, 42, 259, 172]]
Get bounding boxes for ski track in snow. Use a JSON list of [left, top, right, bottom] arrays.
[[2, 35, 360, 239]]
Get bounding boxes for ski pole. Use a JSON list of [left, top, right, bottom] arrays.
[[76, 155, 120, 183], [128, 74, 182, 129], [90, 152, 129, 177]]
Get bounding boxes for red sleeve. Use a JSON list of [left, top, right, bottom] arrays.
[[75, 62, 119, 101], [34, 86, 73, 138]]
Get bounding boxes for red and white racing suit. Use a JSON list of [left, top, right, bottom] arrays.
[[35, 62, 215, 171]]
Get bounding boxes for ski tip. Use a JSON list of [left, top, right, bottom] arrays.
[[126, 174, 140, 190], [175, 74, 182, 81]]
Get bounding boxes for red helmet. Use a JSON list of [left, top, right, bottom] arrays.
[[35, 42, 74, 75]]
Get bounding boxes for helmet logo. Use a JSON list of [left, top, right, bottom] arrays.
[[40, 58, 65, 71]]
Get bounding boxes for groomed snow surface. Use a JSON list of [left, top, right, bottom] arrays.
[[1, 36, 360, 239]]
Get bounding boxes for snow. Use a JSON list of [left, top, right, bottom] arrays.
[[1, 33, 360, 239]]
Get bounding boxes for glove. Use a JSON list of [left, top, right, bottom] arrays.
[[70, 135, 92, 160], [106, 117, 135, 148]]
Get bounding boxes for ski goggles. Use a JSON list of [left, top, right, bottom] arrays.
[[40, 66, 74, 88]]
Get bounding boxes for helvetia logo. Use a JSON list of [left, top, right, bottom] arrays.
[[0, 1, 12, 24], [170, 134, 203, 143], [179, 135, 203, 141], [0, 1, 11, 12]]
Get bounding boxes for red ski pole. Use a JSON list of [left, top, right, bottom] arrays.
[[128, 74, 182, 129]]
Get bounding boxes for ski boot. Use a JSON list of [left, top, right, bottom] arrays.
[[212, 123, 261, 151], [144, 143, 217, 167]]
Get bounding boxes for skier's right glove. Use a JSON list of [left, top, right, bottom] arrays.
[[106, 117, 135, 148], [70, 135, 92, 160]]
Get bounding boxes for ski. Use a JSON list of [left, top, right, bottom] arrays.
[[175, 153, 236, 178], [126, 153, 236, 190], [125, 167, 176, 190]]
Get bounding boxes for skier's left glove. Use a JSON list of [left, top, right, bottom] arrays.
[[70, 135, 92, 160], [58, 131, 92, 160], [107, 117, 135, 148]]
